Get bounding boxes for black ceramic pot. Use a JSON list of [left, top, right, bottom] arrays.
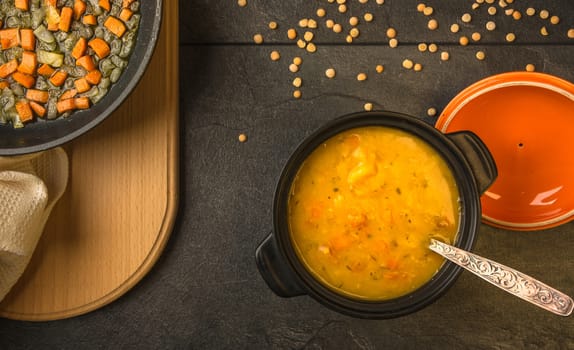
[[255, 111, 497, 319]]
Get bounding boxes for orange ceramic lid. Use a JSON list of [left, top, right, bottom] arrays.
[[436, 72, 574, 231]]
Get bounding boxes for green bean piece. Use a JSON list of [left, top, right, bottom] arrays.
[[99, 58, 115, 77], [46, 100, 58, 120], [109, 67, 122, 83], [110, 55, 127, 69], [98, 77, 111, 89], [34, 25, 56, 43]]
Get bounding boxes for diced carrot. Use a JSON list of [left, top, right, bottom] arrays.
[[74, 77, 90, 93], [119, 8, 133, 21], [29, 101, 46, 118], [58, 7, 73, 32], [104, 16, 126, 38], [15, 0, 29, 11], [19, 29, 35, 51], [12, 71, 36, 88], [37, 63, 55, 77], [26, 89, 50, 103], [0, 28, 20, 49], [88, 38, 110, 59], [85, 70, 102, 85], [49, 70, 68, 86], [73, 0, 86, 20], [56, 98, 76, 113], [76, 55, 96, 71], [122, 0, 135, 8], [0, 59, 18, 78], [15, 100, 33, 122], [83, 14, 97, 26], [75, 96, 90, 109], [72, 37, 87, 59], [44, 0, 57, 6], [99, 0, 110, 11], [59, 89, 77, 101], [17, 51, 37, 75], [0, 81, 9, 89]]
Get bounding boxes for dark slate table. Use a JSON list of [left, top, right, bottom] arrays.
[[2, 1, 574, 348]]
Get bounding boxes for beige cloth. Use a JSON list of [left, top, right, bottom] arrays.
[[0, 148, 68, 301]]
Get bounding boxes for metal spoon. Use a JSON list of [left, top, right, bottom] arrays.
[[429, 238, 574, 316]]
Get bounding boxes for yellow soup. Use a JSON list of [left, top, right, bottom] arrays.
[[288, 126, 460, 301]]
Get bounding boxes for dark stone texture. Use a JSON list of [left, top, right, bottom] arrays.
[[1, 0, 574, 348]]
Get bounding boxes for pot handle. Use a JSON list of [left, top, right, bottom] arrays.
[[447, 131, 498, 194], [255, 233, 306, 298]]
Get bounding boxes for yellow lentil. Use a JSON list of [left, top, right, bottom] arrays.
[[461, 13, 472, 23], [333, 23, 343, 33], [270, 51, 280, 61], [350, 27, 360, 38], [375, 64, 384, 73], [526, 8, 535, 16], [289, 63, 299, 72], [471, 3, 479, 10], [459, 36, 469, 46], [293, 90, 302, 99], [364, 13, 374, 22], [325, 68, 336, 78], [253, 34, 263, 44], [364, 103, 373, 111], [336, 0, 345, 4], [304, 31, 314, 42], [349, 16, 359, 26], [338, 4, 347, 13], [326, 19, 335, 29], [414, 63, 423, 71], [487, 6, 496, 15], [297, 39, 306, 48], [539, 10, 549, 19], [306, 43, 317, 53], [418, 43, 428, 52], [540, 26, 548, 36], [402, 59, 414, 69], [568, 29, 574, 39], [359, 0, 368, 3], [417, 3, 426, 12], [293, 57, 302, 65], [316, 8, 326, 17], [389, 38, 398, 48], [512, 11, 521, 20], [505, 32, 516, 42], [287, 28, 297, 40], [428, 19, 438, 30], [386, 27, 397, 38], [299, 18, 308, 27], [269, 21, 278, 30], [346, 35, 353, 43], [525, 64, 535, 72], [427, 107, 437, 117], [423, 6, 433, 16], [550, 16, 560, 25], [428, 43, 438, 53], [485, 0, 494, 3], [475, 51, 485, 60], [471, 32, 481, 41], [440, 51, 450, 61], [486, 21, 496, 31], [292, 77, 302, 87], [308, 19, 318, 28], [357, 73, 367, 81], [498, 0, 507, 8], [238, 133, 247, 142], [237, 0, 247, 7], [376, 0, 384, 4], [450, 23, 460, 33]]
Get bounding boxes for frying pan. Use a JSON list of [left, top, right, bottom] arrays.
[[0, 0, 163, 155]]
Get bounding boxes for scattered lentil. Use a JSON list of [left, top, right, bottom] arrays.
[[289, 63, 300, 73], [316, 8, 326, 17], [346, 35, 353, 43], [402, 59, 414, 69], [349, 16, 359, 26], [238, 133, 247, 142], [525, 64, 535, 72], [505, 32, 516, 42], [417, 3, 426, 12], [471, 32, 481, 41], [297, 39, 307, 48], [450, 23, 460, 33], [357, 73, 368, 81], [428, 19, 438, 30], [287, 28, 297, 40], [376, 0, 384, 4], [299, 18, 309, 27], [423, 6, 433, 16], [304, 31, 314, 42], [325, 68, 336, 78], [293, 57, 302, 65], [472, 3, 479, 10], [512, 11, 521, 20], [364, 13, 374, 22], [333, 23, 343, 33], [485, 0, 494, 3], [428, 43, 438, 52], [306, 42, 317, 53], [253, 34, 263, 44], [270, 51, 280, 61], [459, 36, 469, 46], [427, 107, 437, 117], [359, 0, 368, 3], [539, 10, 549, 20], [475, 51, 485, 60], [336, 0, 345, 4], [350, 27, 360, 38], [498, 0, 507, 8], [326, 19, 335, 29], [461, 13, 472, 23], [486, 21, 496, 31], [568, 29, 574, 39], [308, 19, 318, 28], [440, 51, 450, 61], [293, 90, 302, 99], [526, 7, 535, 16], [413, 63, 423, 71], [487, 6, 496, 15], [292, 77, 302, 87], [389, 38, 398, 48], [237, 0, 247, 7], [269, 21, 278, 30], [364, 103, 373, 111], [338, 4, 347, 13], [550, 16, 560, 25], [540, 26, 548, 36], [386, 27, 397, 38], [375, 65, 384, 73], [418, 43, 428, 52]]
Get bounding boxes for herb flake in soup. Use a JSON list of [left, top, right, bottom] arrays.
[[288, 126, 460, 301]]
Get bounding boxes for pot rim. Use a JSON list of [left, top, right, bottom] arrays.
[[273, 110, 483, 319]]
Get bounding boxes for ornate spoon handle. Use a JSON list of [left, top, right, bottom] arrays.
[[429, 239, 573, 316]]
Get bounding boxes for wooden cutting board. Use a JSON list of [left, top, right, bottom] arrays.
[[0, 1, 179, 321]]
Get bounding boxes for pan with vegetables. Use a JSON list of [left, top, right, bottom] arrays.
[[0, 0, 162, 155]]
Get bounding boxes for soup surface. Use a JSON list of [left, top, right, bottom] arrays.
[[288, 126, 460, 301]]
